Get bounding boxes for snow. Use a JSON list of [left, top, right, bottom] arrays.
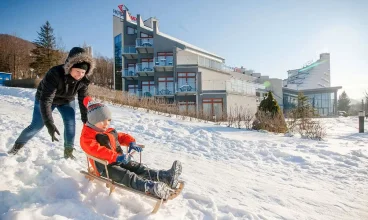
[[0, 86, 367, 220]]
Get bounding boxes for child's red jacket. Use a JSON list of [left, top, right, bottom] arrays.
[[80, 125, 136, 165]]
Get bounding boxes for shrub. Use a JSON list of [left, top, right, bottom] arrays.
[[285, 92, 326, 140], [253, 91, 287, 133]]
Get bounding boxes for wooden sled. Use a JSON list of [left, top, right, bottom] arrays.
[[80, 146, 184, 214]]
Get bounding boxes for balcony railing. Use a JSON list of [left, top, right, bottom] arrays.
[[123, 68, 138, 77], [156, 88, 175, 96], [176, 83, 196, 93], [136, 63, 154, 72], [154, 57, 173, 67], [201, 79, 264, 96], [139, 89, 156, 98], [123, 46, 137, 54], [177, 55, 248, 75], [136, 38, 154, 47]]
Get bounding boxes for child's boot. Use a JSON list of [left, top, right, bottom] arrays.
[[145, 181, 172, 199], [158, 160, 182, 188]]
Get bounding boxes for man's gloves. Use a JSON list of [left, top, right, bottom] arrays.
[[44, 121, 60, 142], [128, 142, 143, 153]]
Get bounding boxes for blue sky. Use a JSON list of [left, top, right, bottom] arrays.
[[0, 0, 367, 99]]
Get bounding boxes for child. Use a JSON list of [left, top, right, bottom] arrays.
[[80, 97, 182, 199]]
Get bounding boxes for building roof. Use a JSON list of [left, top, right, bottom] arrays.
[[283, 86, 342, 94], [124, 16, 224, 61], [158, 32, 224, 61]]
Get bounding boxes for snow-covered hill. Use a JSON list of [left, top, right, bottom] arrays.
[[0, 87, 367, 220]]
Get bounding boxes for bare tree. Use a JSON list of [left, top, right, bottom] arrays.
[[0, 34, 34, 79], [89, 52, 113, 88]]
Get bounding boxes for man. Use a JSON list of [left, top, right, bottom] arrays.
[[8, 47, 95, 159]]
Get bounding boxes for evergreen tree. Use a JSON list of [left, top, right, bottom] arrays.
[[296, 92, 315, 118], [259, 91, 281, 116], [253, 91, 287, 133], [337, 91, 351, 112], [30, 21, 61, 77]]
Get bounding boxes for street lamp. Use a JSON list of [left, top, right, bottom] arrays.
[[359, 111, 365, 133]]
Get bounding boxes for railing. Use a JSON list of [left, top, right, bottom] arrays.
[[123, 68, 138, 77], [176, 83, 197, 93], [123, 46, 137, 54], [177, 55, 242, 74], [156, 88, 175, 96], [139, 88, 156, 98], [154, 57, 174, 66], [136, 63, 154, 72], [136, 38, 154, 47], [201, 79, 264, 96]]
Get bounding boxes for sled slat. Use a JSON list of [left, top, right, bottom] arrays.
[[152, 199, 163, 214], [81, 170, 163, 200]]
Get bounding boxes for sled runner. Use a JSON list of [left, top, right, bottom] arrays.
[[80, 145, 184, 214]]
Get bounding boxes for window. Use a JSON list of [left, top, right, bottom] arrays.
[[127, 26, 137, 35], [202, 98, 223, 118], [126, 63, 136, 76], [178, 73, 196, 92], [157, 52, 173, 66], [142, 81, 155, 97], [141, 58, 154, 71], [158, 77, 174, 95], [128, 84, 138, 95], [114, 34, 122, 79], [179, 101, 196, 113], [140, 32, 152, 38]]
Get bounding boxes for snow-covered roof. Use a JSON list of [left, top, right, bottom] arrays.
[[158, 32, 224, 61], [124, 17, 224, 61]]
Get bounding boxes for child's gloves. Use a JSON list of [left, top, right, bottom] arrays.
[[116, 153, 131, 164], [128, 142, 143, 153]]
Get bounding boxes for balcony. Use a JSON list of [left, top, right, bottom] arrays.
[[122, 46, 138, 59], [139, 89, 155, 98], [154, 57, 174, 72], [136, 63, 154, 76], [136, 38, 154, 53], [122, 68, 138, 80], [154, 88, 175, 97], [176, 83, 197, 95]]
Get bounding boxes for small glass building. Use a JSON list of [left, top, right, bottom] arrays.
[[283, 86, 342, 117]]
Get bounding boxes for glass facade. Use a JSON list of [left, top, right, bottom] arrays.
[[142, 81, 155, 97], [283, 91, 336, 116], [178, 73, 196, 92], [202, 98, 223, 118], [128, 84, 139, 96], [114, 34, 122, 90], [158, 77, 174, 95], [306, 93, 335, 116], [179, 101, 196, 113]]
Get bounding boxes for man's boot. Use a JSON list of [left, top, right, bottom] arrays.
[[157, 160, 182, 189], [64, 147, 75, 159], [7, 143, 25, 155], [144, 180, 172, 200]]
